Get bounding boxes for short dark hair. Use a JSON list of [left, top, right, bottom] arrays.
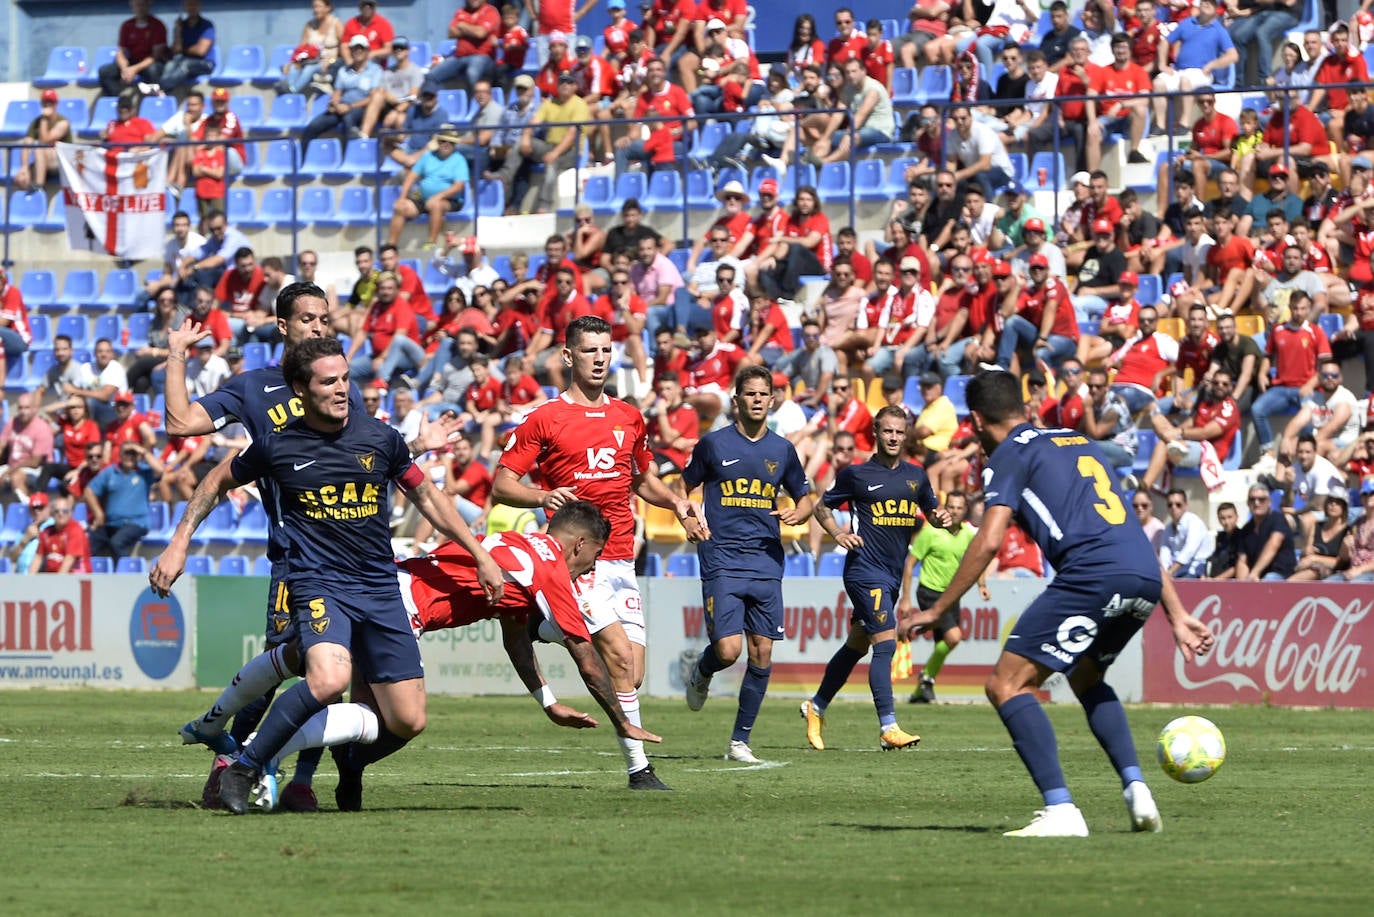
[[379, 243, 398, 257], [275, 281, 329, 322], [282, 336, 344, 391], [734, 363, 772, 394], [1297, 432, 1317, 448], [261, 256, 285, 272], [233, 246, 254, 262], [172, 210, 191, 223], [872, 404, 909, 434], [566, 315, 612, 347], [354, 245, 373, 258], [1167, 488, 1188, 502], [548, 499, 612, 544], [965, 370, 1024, 425]]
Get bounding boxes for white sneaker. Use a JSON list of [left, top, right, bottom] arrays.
[[684, 655, 711, 711], [725, 740, 761, 763], [1121, 473, 1140, 492], [760, 153, 785, 175], [1124, 781, 1163, 833], [1003, 803, 1090, 837], [1252, 451, 1278, 475]]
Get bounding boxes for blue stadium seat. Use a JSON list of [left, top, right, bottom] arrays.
[[93, 315, 122, 352], [641, 552, 662, 576], [817, 551, 846, 577], [438, 89, 468, 120], [817, 161, 852, 203], [580, 173, 615, 215], [259, 188, 296, 228], [22, 351, 55, 389], [944, 375, 971, 416], [236, 502, 270, 544], [57, 98, 90, 135], [1136, 273, 1162, 307], [687, 122, 729, 161], [1028, 152, 1067, 192], [665, 553, 699, 578], [686, 168, 716, 209], [299, 187, 343, 227], [218, 555, 249, 576], [335, 138, 383, 179], [257, 93, 307, 136], [20, 270, 57, 310], [902, 376, 926, 413], [784, 553, 815, 577], [142, 501, 187, 549], [55, 315, 90, 349], [713, 165, 745, 193], [139, 95, 176, 125], [226, 187, 264, 229], [3, 353, 28, 394], [210, 44, 267, 86], [34, 47, 88, 88], [491, 254, 514, 282], [252, 554, 273, 576], [228, 95, 264, 131], [194, 502, 240, 546], [78, 96, 119, 140], [747, 163, 779, 197], [89, 556, 113, 574], [781, 163, 817, 200], [915, 66, 953, 103], [854, 159, 886, 202], [4, 190, 47, 231], [125, 312, 152, 350], [80, 47, 119, 89], [0, 502, 30, 545], [880, 157, 917, 197], [338, 186, 377, 226], [408, 41, 432, 67], [1007, 152, 1028, 183], [184, 555, 214, 576], [642, 169, 684, 212], [165, 188, 198, 227], [296, 138, 342, 182], [891, 68, 918, 105], [1317, 312, 1343, 339], [255, 45, 296, 89], [247, 138, 299, 182], [667, 247, 690, 273], [608, 171, 647, 213], [307, 93, 331, 122], [0, 101, 39, 140], [36, 194, 66, 233], [26, 314, 51, 350], [116, 557, 148, 574], [55, 269, 99, 308], [241, 341, 271, 371], [1134, 429, 1158, 472], [95, 268, 138, 310]]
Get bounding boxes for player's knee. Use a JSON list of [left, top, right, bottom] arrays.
[[715, 642, 742, 667], [944, 629, 963, 649], [391, 710, 426, 740]]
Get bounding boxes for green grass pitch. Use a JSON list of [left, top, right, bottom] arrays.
[[1, 690, 1370, 915]]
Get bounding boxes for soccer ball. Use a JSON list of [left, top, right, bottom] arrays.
[[1155, 716, 1226, 784]]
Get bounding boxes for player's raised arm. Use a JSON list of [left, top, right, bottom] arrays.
[[497, 616, 599, 730], [908, 504, 1007, 634], [406, 478, 505, 603], [1157, 565, 1214, 662], [163, 318, 217, 436], [149, 456, 244, 596]]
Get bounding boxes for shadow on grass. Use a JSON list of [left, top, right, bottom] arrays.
[[117, 790, 202, 810], [831, 822, 995, 834]]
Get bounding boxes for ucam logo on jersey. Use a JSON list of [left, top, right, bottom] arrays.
[[1142, 583, 1374, 709]]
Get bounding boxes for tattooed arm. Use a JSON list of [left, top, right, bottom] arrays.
[[149, 457, 242, 596]]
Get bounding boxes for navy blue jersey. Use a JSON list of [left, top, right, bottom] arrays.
[[824, 458, 938, 586], [198, 367, 365, 562], [982, 424, 1159, 582], [231, 413, 419, 593], [682, 425, 810, 580]]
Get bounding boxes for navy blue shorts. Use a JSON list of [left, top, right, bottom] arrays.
[[264, 560, 293, 647], [845, 579, 901, 636], [702, 576, 785, 642], [1004, 574, 1161, 675], [291, 579, 424, 684]]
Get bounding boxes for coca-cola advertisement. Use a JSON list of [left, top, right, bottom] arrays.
[[1142, 584, 1374, 708]]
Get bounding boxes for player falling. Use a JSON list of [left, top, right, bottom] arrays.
[[801, 407, 951, 751]]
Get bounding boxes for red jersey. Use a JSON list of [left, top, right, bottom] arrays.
[[1176, 330, 1219, 384], [1092, 63, 1152, 117], [603, 18, 638, 57], [711, 291, 747, 339], [499, 23, 531, 70], [499, 394, 652, 560], [1302, 240, 1333, 273], [863, 39, 894, 85], [749, 301, 794, 352], [996, 522, 1043, 575], [708, 210, 752, 245], [1266, 321, 1331, 388], [931, 289, 965, 336], [535, 55, 577, 96], [35, 519, 89, 573], [363, 298, 419, 354], [1314, 51, 1368, 111], [1206, 235, 1256, 281], [106, 117, 154, 145], [1193, 395, 1241, 461], [466, 376, 503, 412], [599, 292, 647, 343], [653, 402, 699, 470], [646, 0, 695, 49], [118, 16, 168, 64], [1019, 278, 1078, 339], [58, 418, 101, 467], [538, 290, 596, 344], [453, 458, 492, 507], [1192, 111, 1239, 156], [634, 83, 694, 138], [204, 109, 246, 164], [0, 285, 32, 345], [450, 4, 500, 57], [215, 266, 266, 316], [502, 374, 543, 407], [394, 263, 435, 325], [827, 398, 875, 453], [827, 29, 868, 64], [342, 14, 395, 52], [1082, 195, 1124, 229], [961, 283, 999, 335], [1043, 391, 1086, 431], [1112, 332, 1178, 393], [1128, 20, 1163, 68], [1264, 105, 1330, 156], [654, 346, 690, 385], [1055, 64, 1098, 122], [783, 210, 832, 270], [493, 306, 536, 357], [574, 53, 616, 97], [880, 288, 925, 346], [686, 341, 746, 390], [104, 412, 148, 457], [695, 0, 747, 25], [744, 208, 787, 257], [537, 0, 578, 32], [403, 535, 589, 639]]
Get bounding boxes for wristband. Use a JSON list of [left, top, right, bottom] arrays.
[[533, 685, 557, 709]]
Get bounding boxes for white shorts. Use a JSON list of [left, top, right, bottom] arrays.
[[1155, 69, 1212, 93], [574, 558, 645, 647]]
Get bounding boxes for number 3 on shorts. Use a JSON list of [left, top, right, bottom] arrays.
[[1077, 455, 1126, 525]]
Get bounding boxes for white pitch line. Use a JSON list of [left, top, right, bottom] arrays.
[[682, 760, 790, 773]]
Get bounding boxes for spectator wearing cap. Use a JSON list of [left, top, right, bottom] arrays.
[[613, 56, 695, 177], [100, 91, 157, 148], [569, 35, 617, 157], [204, 87, 247, 177], [99, 0, 168, 99], [434, 231, 501, 298], [427, 0, 500, 91], [15, 89, 72, 192], [1008, 217, 1065, 279], [30, 495, 90, 574], [386, 80, 449, 170], [766, 369, 808, 443], [677, 0, 748, 91], [515, 71, 590, 215], [0, 393, 53, 502], [301, 33, 384, 154], [684, 180, 751, 274], [104, 390, 158, 461], [535, 31, 577, 97], [1137, 369, 1241, 496], [995, 254, 1078, 371], [151, 0, 216, 92], [728, 178, 787, 264], [358, 34, 424, 139], [342, 0, 395, 62], [387, 126, 469, 247], [1077, 269, 1140, 366], [85, 441, 164, 562], [993, 185, 1042, 250], [603, 0, 637, 67], [750, 186, 832, 302], [912, 372, 958, 459], [8, 492, 55, 572], [1249, 161, 1305, 228], [277, 0, 345, 95], [1071, 217, 1129, 322]]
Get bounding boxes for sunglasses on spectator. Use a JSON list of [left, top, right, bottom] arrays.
[[1133, 501, 1152, 510], [53, 508, 71, 516], [951, 266, 971, 273], [1168, 500, 1187, 508], [1320, 371, 1341, 379], [901, 268, 919, 274], [1062, 367, 1082, 375]]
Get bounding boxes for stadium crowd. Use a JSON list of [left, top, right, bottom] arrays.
[[3, 0, 1374, 584]]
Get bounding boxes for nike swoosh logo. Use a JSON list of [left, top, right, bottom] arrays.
[[264, 385, 287, 393], [867, 484, 884, 491], [293, 460, 317, 471], [722, 459, 740, 466]]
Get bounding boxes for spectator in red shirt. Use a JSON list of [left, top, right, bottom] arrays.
[[644, 373, 699, 475], [30, 495, 90, 574], [1244, 91, 1332, 193], [750, 186, 831, 301], [206, 88, 247, 175], [1204, 210, 1257, 316], [685, 325, 752, 422], [446, 434, 493, 528], [786, 13, 825, 76], [653, 326, 691, 385], [346, 271, 418, 385], [100, 91, 156, 147], [215, 246, 265, 323], [1139, 369, 1241, 491], [1252, 290, 1331, 456], [862, 17, 895, 91], [1088, 34, 1151, 170], [527, 266, 595, 386], [0, 266, 32, 380], [827, 7, 868, 66], [98, 0, 168, 99], [603, 0, 638, 67], [187, 285, 234, 357], [342, 0, 395, 63], [613, 57, 694, 175], [1310, 22, 1368, 145], [429, 0, 500, 90], [497, 4, 531, 80]]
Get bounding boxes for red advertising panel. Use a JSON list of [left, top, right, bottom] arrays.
[[1142, 583, 1374, 709]]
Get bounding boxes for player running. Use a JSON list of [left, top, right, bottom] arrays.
[[906, 371, 1213, 837], [494, 315, 704, 791], [898, 490, 987, 704], [153, 337, 504, 814], [679, 364, 813, 763], [801, 406, 951, 752]]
